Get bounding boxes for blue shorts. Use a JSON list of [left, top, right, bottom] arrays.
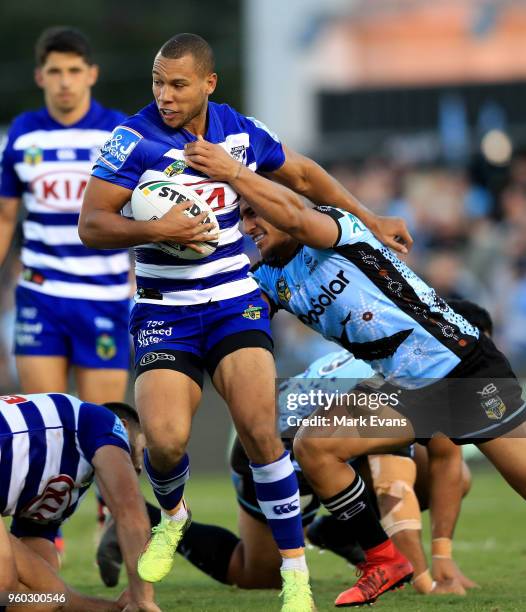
[[130, 290, 273, 387], [14, 286, 130, 369]]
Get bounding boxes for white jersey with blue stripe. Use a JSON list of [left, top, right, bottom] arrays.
[[278, 350, 375, 432], [0, 102, 130, 301], [0, 393, 129, 524], [253, 207, 480, 388], [91, 102, 285, 306]]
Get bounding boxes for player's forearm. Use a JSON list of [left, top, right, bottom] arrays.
[[232, 167, 307, 235], [428, 452, 463, 539], [276, 157, 377, 227], [78, 208, 162, 249], [114, 509, 155, 602]]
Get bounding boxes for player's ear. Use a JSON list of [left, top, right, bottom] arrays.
[[87, 63, 99, 87], [205, 72, 217, 96], [34, 68, 44, 89], [120, 417, 130, 434]]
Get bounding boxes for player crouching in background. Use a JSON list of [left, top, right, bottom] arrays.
[[0, 394, 159, 612]]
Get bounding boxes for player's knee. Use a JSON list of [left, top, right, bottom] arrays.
[[293, 436, 338, 469], [148, 440, 187, 470], [369, 455, 421, 536], [237, 425, 282, 464]]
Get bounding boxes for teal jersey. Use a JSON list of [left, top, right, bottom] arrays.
[[253, 207, 479, 389]]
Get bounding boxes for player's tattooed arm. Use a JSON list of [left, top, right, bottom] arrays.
[[268, 146, 412, 255]]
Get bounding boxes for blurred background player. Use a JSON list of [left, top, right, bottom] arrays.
[[0, 27, 131, 404], [0, 393, 158, 611], [80, 32, 410, 612]]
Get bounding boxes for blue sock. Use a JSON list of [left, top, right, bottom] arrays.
[[144, 450, 190, 511], [250, 451, 305, 551]]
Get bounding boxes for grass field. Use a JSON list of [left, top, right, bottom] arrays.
[[57, 465, 524, 612]]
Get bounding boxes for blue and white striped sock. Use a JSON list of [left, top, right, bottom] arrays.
[[144, 450, 190, 512], [250, 450, 305, 551]]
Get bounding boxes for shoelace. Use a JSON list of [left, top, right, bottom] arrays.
[[354, 563, 388, 600]]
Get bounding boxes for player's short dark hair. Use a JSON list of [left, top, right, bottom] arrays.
[[447, 298, 493, 336], [159, 33, 215, 75], [35, 27, 93, 67], [103, 402, 140, 426]]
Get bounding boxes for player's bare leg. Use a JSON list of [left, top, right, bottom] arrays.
[[213, 346, 314, 610], [0, 522, 17, 592], [135, 369, 200, 582], [477, 422, 526, 497], [366, 454, 432, 593], [8, 534, 120, 612], [18, 537, 58, 571], [74, 367, 128, 403], [16, 356, 68, 394], [227, 508, 283, 589]]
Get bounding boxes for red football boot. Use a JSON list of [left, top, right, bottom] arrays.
[[335, 540, 413, 607]]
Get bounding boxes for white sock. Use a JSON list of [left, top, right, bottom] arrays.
[[163, 499, 188, 521], [281, 555, 308, 572]]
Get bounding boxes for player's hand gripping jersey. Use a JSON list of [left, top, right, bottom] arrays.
[[0, 102, 130, 301], [0, 393, 130, 539], [253, 208, 480, 388], [92, 102, 285, 306]]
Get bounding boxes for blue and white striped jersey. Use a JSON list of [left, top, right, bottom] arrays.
[[92, 102, 285, 306], [0, 393, 130, 524], [277, 350, 376, 432], [253, 207, 480, 388], [0, 101, 130, 301]]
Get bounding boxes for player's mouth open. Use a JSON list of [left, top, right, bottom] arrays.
[[160, 109, 179, 117], [252, 233, 265, 245]]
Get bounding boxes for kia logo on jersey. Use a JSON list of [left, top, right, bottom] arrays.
[[20, 474, 76, 521], [30, 170, 89, 210]]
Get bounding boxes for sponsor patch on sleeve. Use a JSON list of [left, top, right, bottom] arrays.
[[112, 416, 130, 446], [98, 126, 142, 171]]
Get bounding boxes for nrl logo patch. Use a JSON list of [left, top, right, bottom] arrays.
[[96, 333, 117, 360], [242, 305, 262, 320], [276, 277, 291, 303], [164, 159, 187, 177], [477, 383, 506, 420]]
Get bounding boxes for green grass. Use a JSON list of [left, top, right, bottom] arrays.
[[58, 466, 524, 612]]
